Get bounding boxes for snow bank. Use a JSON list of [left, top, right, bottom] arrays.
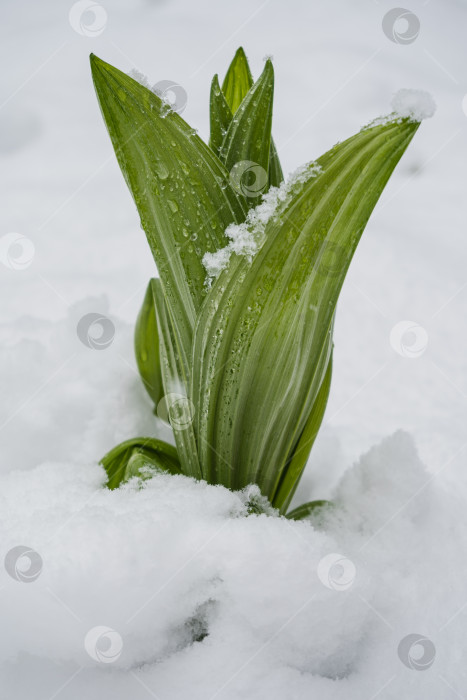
[[1, 430, 465, 699]]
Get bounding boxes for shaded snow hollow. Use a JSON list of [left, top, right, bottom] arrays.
[[0, 429, 465, 699]]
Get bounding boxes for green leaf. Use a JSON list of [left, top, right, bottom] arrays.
[[221, 47, 253, 114], [286, 500, 332, 521], [90, 54, 247, 360], [219, 60, 274, 208], [100, 437, 181, 489], [192, 117, 419, 503], [134, 280, 164, 407], [209, 74, 232, 157], [268, 138, 284, 189], [151, 278, 202, 479], [218, 48, 283, 191], [273, 350, 333, 511]]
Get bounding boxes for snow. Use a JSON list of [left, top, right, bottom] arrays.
[[203, 162, 322, 281], [391, 89, 437, 122], [1, 429, 466, 699], [128, 68, 151, 89], [2, 0, 467, 697]]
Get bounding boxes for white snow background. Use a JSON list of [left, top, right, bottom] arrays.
[[1, 0, 467, 698]]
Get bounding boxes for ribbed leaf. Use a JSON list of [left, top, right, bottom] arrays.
[[90, 54, 247, 360], [134, 280, 164, 407], [209, 74, 232, 157], [192, 118, 419, 503], [217, 47, 283, 189], [220, 60, 274, 208], [273, 350, 333, 511], [100, 437, 181, 489], [152, 279, 202, 479]]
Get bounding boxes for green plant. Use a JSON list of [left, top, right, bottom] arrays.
[[91, 47, 420, 516]]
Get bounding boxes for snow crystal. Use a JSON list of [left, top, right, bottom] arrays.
[[203, 162, 322, 282], [391, 89, 437, 121]]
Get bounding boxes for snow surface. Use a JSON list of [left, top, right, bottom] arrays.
[[2, 0, 467, 697], [0, 432, 467, 700], [1, 429, 466, 699]]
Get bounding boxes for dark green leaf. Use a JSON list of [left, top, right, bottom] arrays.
[[219, 48, 283, 190], [134, 279, 164, 407], [220, 60, 274, 208], [209, 74, 232, 157], [286, 500, 332, 520]]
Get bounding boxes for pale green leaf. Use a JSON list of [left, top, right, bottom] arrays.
[[192, 118, 419, 503], [151, 278, 202, 479], [273, 350, 333, 512]]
